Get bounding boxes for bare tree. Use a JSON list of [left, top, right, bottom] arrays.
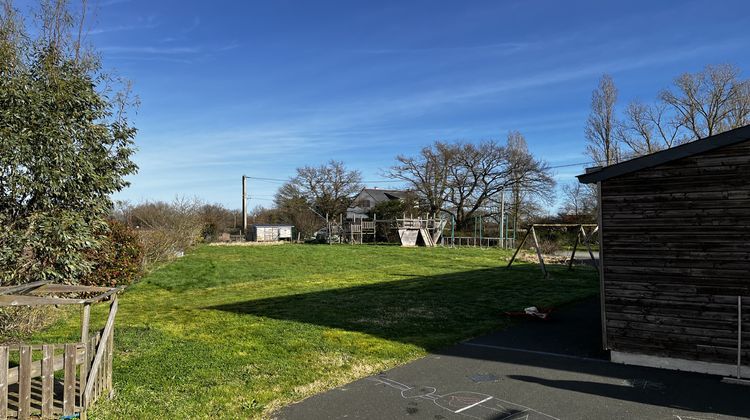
[[660, 64, 749, 139], [443, 140, 515, 229], [585, 74, 620, 165], [506, 131, 556, 230], [727, 79, 750, 129], [120, 197, 205, 266], [386, 143, 452, 215], [617, 101, 683, 157], [275, 160, 362, 221], [273, 186, 323, 239], [559, 182, 597, 220], [388, 134, 554, 230]]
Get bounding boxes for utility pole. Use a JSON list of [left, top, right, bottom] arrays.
[[500, 190, 505, 248], [242, 175, 248, 238]]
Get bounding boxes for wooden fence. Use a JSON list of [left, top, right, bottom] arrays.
[[445, 236, 515, 248], [0, 297, 118, 419]]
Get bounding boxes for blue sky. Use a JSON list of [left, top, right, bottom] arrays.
[[38, 0, 750, 209]]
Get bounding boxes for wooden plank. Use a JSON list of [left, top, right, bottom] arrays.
[[83, 297, 118, 404], [63, 344, 76, 415], [582, 225, 599, 271], [80, 303, 91, 408], [567, 227, 580, 270], [530, 223, 597, 227], [41, 345, 53, 418], [0, 346, 7, 419], [6, 347, 86, 386], [31, 285, 113, 295], [530, 226, 547, 278], [18, 345, 31, 419], [84, 287, 124, 304], [106, 321, 114, 397], [506, 229, 530, 268], [0, 280, 51, 295], [598, 181, 607, 351], [0, 295, 85, 307], [89, 332, 100, 406]]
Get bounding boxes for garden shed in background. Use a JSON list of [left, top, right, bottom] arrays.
[[578, 124, 750, 379], [250, 224, 294, 242]]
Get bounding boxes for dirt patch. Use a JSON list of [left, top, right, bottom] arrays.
[[209, 241, 289, 247], [516, 250, 568, 265]]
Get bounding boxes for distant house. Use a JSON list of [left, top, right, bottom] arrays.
[[578, 124, 750, 379], [250, 224, 294, 242], [346, 188, 410, 219]]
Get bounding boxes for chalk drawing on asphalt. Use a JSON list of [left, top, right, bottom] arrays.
[[368, 375, 559, 420]]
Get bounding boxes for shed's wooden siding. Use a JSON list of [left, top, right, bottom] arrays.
[[601, 139, 750, 366]]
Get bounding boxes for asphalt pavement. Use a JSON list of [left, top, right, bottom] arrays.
[[277, 298, 750, 420]]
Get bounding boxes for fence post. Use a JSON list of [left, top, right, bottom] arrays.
[[63, 343, 76, 415], [83, 297, 118, 406], [19, 345, 31, 419], [451, 216, 455, 248], [107, 318, 115, 397], [41, 345, 54, 417], [0, 346, 7, 419], [80, 303, 90, 408]]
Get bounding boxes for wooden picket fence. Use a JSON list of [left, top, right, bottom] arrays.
[[0, 297, 118, 419]]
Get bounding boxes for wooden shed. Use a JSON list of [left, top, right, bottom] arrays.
[[250, 224, 294, 242], [578, 125, 750, 379]]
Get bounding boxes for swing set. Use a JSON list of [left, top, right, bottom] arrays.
[[506, 223, 599, 278]]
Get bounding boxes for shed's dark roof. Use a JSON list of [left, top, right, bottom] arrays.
[[577, 124, 750, 184], [252, 224, 294, 228]]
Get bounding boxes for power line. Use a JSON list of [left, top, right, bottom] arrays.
[[246, 161, 594, 185], [245, 176, 403, 184], [548, 161, 595, 169]]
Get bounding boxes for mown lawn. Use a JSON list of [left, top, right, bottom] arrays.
[[33, 244, 598, 419]]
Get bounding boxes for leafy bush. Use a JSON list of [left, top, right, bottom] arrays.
[[0, 1, 137, 285], [81, 220, 143, 287]]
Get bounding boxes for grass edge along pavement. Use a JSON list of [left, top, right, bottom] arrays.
[[30, 244, 599, 419]]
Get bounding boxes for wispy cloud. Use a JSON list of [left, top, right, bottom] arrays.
[[101, 45, 200, 55], [88, 12, 158, 35], [183, 17, 201, 34], [99, 41, 240, 63], [90, 23, 156, 35], [97, 0, 131, 6], [350, 42, 529, 56]]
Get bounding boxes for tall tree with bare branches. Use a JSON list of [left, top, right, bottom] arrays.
[[617, 101, 683, 157], [506, 131, 555, 230], [585, 74, 620, 166], [387, 143, 452, 215], [660, 64, 750, 139], [388, 133, 554, 230], [275, 160, 363, 222]]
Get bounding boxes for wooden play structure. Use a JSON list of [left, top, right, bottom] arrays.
[[345, 215, 377, 244], [506, 224, 599, 277], [396, 217, 447, 247], [0, 281, 123, 419]]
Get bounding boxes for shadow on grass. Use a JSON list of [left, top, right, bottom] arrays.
[[208, 264, 750, 418], [206, 264, 598, 351]]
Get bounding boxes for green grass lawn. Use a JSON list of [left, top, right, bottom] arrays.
[[33, 244, 598, 419]]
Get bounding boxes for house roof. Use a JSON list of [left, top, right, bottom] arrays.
[[360, 188, 409, 203], [577, 124, 750, 184]]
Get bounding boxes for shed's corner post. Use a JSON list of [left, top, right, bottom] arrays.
[[597, 181, 608, 351]]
